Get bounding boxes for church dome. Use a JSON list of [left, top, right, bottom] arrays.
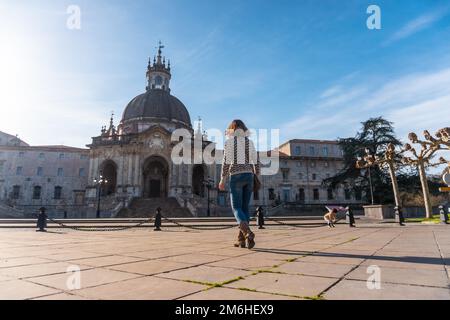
[[122, 89, 191, 127]]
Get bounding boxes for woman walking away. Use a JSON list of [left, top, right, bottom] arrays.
[[219, 119, 260, 249], [324, 208, 338, 228]]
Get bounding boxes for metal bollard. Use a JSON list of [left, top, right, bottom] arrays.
[[439, 205, 448, 224], [154, 207, 162, 231], [36, 207, 48, 232], [256, 206, 265, 229], [346, 208, 356, 227], [394, 206, 405, 226]]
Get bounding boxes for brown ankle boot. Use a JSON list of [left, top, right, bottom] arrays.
[[234, 230, 246, 248], [239, 222, 255, 249]]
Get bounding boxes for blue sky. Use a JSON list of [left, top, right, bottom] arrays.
[[1, 0, 450, 149]]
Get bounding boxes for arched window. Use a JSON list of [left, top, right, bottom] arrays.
[[33, 186, 42, 199], [54, 186, 62, 199]]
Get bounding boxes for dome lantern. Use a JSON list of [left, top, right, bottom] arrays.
[[146, 41, 171, 92]]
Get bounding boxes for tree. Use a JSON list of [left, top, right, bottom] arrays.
[[324, 117, 401, 204]]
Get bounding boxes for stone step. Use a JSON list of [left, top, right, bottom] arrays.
[[117, 197, 192, 218]]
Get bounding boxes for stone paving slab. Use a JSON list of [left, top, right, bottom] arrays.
[[0, 261, 91, 279], [180, 287, 302, 300], [0, 224, 449, 300], [28, 268, 141, 291], [72, 276, 206, 300], [226, 272, 337, 298], [324, 279, 450, 300], [33, 292, 90, 300], [157, 265, 252, 284], [0, 279, 60, 300], [273, 261, 355, 279], [107, 259, 194, 276], [345, 265, 449, 288], [69, 255, 145, 267]]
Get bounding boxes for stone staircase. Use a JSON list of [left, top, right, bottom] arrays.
[[0, 201, 25, 218], [117, 197, 192, 218]]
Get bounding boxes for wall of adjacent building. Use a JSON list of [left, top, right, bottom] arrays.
[[0, 145, 90, 217]]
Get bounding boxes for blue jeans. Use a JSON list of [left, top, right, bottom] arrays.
[[229, 173, 254, 223]]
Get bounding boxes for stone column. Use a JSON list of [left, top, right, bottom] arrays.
[[134, 154, 140, 186], [127, 154, 133, 186], [88, 157, 94, 182]]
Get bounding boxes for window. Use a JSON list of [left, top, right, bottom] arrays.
[[16, 167, 23, 175], [59, 153, 64, 159], [309, 146, 315, 156], [57, 168, 64, 177], [54, 186, 62, 199], [36, 167, 43, 176], [39, 153, 45, 159], [345, 189, 351, 200], [268, 188, 275, 200], [33, 186, 42, 199], [324, 161, 329, 167], [312, 173, 317, 180], [313, 189, 319, 200], [323, 147, 329, 156], [298, 188, 305, 202], [79, 168, 85, 177], [282, 169, 289, 181], [327, 188, 333, 200], [310, 161, 316, 168], [12, 186, 20, 199], [294, 146, 301, 155], [80, 154, 88, 160], [19, 152, 25, 158], [296, 161, 301, 167], [298, 172, 303, 179], [355, 188, 362, 201]]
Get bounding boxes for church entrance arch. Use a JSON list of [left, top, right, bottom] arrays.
[[192, 165, 205, 197], [100, 160, 117, 195], [143, 156, 169, 198]]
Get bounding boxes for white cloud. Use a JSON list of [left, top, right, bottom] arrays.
[[385, 9, 448, 45], [281, 66, 450, 143]]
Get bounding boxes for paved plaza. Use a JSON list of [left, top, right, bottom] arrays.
[[0, 222, 449, 300]]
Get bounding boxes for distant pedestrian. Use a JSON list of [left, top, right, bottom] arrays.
[[36, 207, 47, 232], [324, 208, 337, 228], [219, 119, 261, 249]]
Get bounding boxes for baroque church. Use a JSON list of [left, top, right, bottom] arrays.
[[0, 45, 361, 218], [85, 45, 220, 217]]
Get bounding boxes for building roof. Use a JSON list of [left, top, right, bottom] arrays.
[[279, 139, 339, 148], [0, 131, 29, 146], [121, 89, 191, 127]]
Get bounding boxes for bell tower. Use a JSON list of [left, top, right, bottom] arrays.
[[146, 41, 171, 92]]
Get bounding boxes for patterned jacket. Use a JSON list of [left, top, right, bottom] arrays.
[[220, 134, 261, 182]]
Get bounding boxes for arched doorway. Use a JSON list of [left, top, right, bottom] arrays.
[[100, 160, 117, 195], [143, 156, 169, 198], [192, 165, 205, 197]]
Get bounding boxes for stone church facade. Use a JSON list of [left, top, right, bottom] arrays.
[[0, 46, 362, 218]]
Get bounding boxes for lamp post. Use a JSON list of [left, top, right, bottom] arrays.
[[93, 174, 108, 218], [203, 177, 214, 217], [364, 148, 375, 205]]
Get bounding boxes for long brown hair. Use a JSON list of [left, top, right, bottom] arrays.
[[226, 119, 249, 136]]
